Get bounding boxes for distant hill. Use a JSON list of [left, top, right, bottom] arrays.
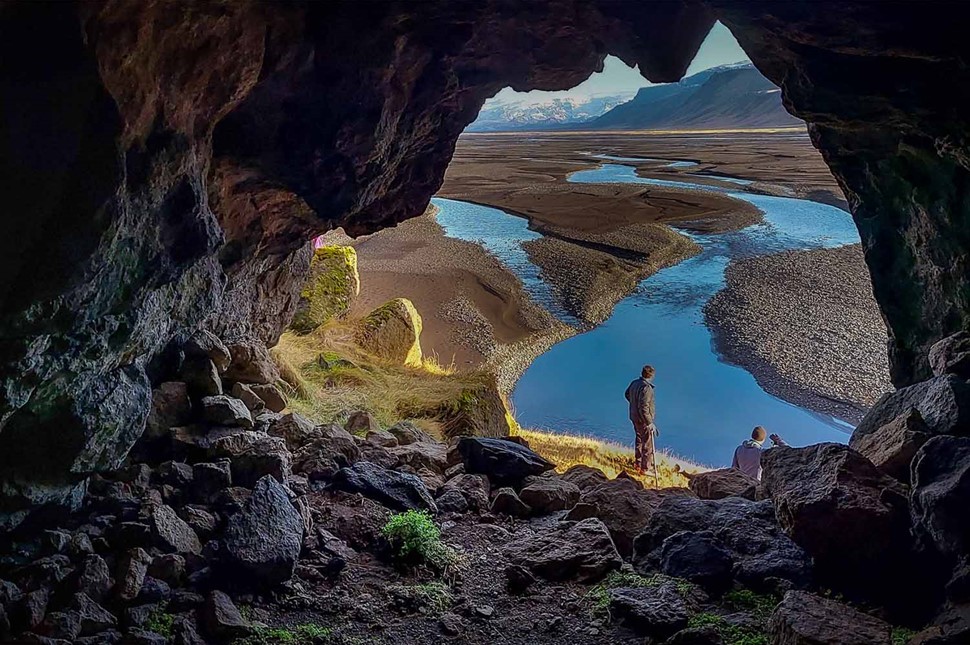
[[466, 63, 802, 132], [467, 94, 632, 132], [585, 62, 802, 130]]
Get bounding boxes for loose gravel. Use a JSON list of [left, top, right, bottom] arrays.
[[704, 244, 892, 424]]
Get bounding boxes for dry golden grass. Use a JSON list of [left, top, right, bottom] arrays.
[[272, 318, 508, 438], [515, 427, 708, 489]]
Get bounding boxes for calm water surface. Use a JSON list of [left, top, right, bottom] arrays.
[[436, 159, 858, 466]]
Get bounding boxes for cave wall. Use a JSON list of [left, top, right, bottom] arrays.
[[1, 0, 968, 521]]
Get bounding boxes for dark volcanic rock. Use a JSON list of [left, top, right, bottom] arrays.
[[438, 474, 489, 512], [149, 505, 202, 555], [761, 444, 910, 597], [503, 518, 621, 582], [490, 488, 532, 518], [850, 407, 931, 482], [658, 530, 734, 592], [559, 465, 609, 491], [518, 477, 581, 515], [332, 461, 437, 513], [608, 583, 690, 638], [852, 375, 970, 443], [223, 341, 279, 385], [201, 590, 251, 641], [688, 468, 757, 500], [200, 395, 253, 428], [456, 437, 554, 486], [221, 476, 304, 586], [929, 332, 970, 379], [564, 477, 662, 558], [768, 590, 892, 645], [911, 435, 970, 560], [632, 495, 812, 592], [145, 382, 192, 439]]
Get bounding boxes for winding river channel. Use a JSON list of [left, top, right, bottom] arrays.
[[434, 156, 859, 466]]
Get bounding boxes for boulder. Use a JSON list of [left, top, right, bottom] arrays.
[[357, 442, 400, 470], [291, 425, 361, 479], [559, 465, 608, 491], [761, 443, 909, 595], [390, 441, 448, 474], [355, 298, 423, 366], [115, 548, 152, 602], [200, 395, 253, 428], [157, 461, 193, 487], [658, 530, 734, 592], [518, 477, 581, 515], [332, 461, 438, 513], [768, 590, 892, 644], [911, 435, 970, 559], [929, 331, 970, 379], [191, 461, 232, 502], [268, 413, 321, 451], [849, 407, 931, 482], [503, 518, 621, 582], [208, 432, 291, 486], [221, 476, 304, 586], [149, 505, 202, 555], [230, 382, 265, 412], [181, 356, 223, 398], [184, 330, 232, 373], [439, 474, 490, 512], [69, 592, 117, 636], [77, 555, 113, 601], [145, 382, 192, 438], [491, 488, 531, 517], [436, 489, 469, 514], [201, 591, 251, 641], [249, 384, 286, 413], [853, 374, 970, 441], [688, 468, 757, 500], [456, 437, 554, 486], [608, 583, 690, 639], [290, 245, 360, 333], [345, 410, 380, 435], [632, 496, 812, 592], [365, 429, 398, 448], [387, 420, 435, 446], [564, 477, 661, 557], [223, 341, 280, 385], [147, 554, 185, 586]]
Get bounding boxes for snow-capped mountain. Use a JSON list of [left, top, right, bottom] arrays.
[[466, 94, 633, 132]]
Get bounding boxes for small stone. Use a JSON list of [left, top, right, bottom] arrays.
[[609, 583, 689, 639], [490, 488, 531, 518], [201, 395, 254, 428], [184, 329, 232, 373], [181, 356, 223, 398], [250, 384, 287, 413], [146, 381, 193, 438], [157, 461, 194, 487], [179, 506, 219, 539], [69, 592, 117, 636], [231, 382, 266, 412], [366, 429, 398, 448], [439, 612, 464, 635], [192, 461, 232, 502], [201, 590, 251, 640], [387, 420, 435, 445], [436, 490, 469, 514], [224, 341, 280, 385], [115, 548, 152, 602], [518, 477, 581, 515], [474, 605, 494, 618], [768, 590, 892, 644], [77, 555, 113, 601], [150, 505, 202, 555], [345, 410, 380, 435], [38, 610, 82, 640], [148, 554, 186, 586]]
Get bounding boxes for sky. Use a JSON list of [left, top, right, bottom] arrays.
[[487, 21, 750, 105]]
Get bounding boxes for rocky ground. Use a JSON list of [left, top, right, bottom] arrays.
[[4, 327, 970, 645], [705, 244, 892, 424]]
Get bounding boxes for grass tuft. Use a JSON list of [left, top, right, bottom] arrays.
[[145, 605, 175, 639], [382, 510, 459, 573], [388, 582, 454, 615], [234, 623, 333, 645]]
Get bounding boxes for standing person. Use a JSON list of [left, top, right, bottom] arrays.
[[625, 365, 657, 477], [731, 426, 788, 480]]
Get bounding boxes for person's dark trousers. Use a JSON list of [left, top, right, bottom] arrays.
[[634, 420, 656, 472]]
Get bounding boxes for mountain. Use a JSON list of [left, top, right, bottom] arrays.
[[583, 62, 802, 130], [466, 94, 633, 132]]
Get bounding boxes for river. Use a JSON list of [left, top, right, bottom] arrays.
[[434, 157, 859, 466]]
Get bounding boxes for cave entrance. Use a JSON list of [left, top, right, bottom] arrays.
[[342, 23, 888, 470]]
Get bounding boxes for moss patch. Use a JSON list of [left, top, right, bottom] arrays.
[[291, 245, 359, 333]]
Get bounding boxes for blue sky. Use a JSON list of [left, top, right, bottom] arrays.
[[487, 21, 750, 104]]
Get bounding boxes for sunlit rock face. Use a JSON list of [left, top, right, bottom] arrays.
[[0, 0, 967, 518]]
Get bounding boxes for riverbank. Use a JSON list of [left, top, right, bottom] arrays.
[[326, 206, 572, 392], [705, 244, 892, 424]]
